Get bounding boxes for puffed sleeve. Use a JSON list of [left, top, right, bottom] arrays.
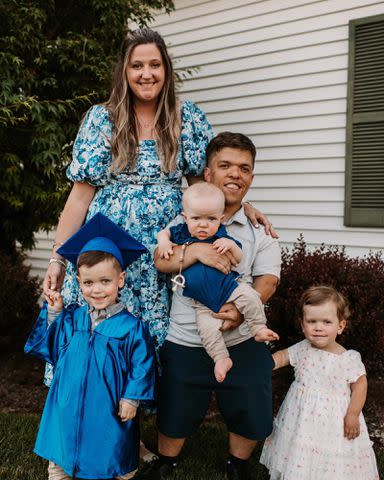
[[122, 320, 155, 401], [288, 340, 308, 367], [180, 100, 214, 176], [24, 303, 75, 366], [344, 350, 366, 384], [67, 105, 113, 186]]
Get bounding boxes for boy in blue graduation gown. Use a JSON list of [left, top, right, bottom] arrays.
[[157, 183, 279, 383], [25, 213, 155, 479]]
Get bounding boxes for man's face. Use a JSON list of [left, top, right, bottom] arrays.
[[204, 147, 254, 209]]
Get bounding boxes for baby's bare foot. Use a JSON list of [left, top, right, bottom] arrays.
[[214, 357, 233, 383]]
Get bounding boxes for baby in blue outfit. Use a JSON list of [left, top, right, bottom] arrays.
[[157, 183, 278, 382]]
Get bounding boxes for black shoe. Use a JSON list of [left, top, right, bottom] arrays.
[[136, 457, 177, 480], [226, 458, 250, 480]]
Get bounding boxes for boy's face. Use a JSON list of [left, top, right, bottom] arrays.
[[183, 196, 224, 240], [204, 147, 254, 210], [77, 259, 125, 310]]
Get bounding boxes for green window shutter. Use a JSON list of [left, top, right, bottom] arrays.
[[345, 14, 384, 227]]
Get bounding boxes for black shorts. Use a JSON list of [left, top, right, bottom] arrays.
[[158, 339, 274, 440]]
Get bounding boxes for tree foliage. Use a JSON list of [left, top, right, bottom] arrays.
[[0, 0, 174, 253]]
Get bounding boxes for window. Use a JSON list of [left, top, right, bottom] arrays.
[[344, 14, 384, 227]]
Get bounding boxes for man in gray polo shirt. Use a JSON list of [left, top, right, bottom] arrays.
[[143, 132, 281, 480]]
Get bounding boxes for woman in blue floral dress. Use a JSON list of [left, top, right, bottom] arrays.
[[43, 29, 274, 390]]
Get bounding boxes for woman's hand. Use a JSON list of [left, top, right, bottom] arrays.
[[43, 262, 66, 301], [243, 202, 279, 238]]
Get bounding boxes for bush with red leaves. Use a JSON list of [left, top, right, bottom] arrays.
[[267, 235, 384, 374]]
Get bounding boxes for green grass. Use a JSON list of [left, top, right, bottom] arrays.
[[1, 413, 383, 479]]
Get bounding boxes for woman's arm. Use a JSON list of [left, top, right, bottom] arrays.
[[344, 375, 367, 439], [43, 181, 96, 297]]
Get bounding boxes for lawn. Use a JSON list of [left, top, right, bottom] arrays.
[[0, 413, 383, 480]]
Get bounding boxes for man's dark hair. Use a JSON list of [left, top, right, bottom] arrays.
[[205, 132, 256, 166]]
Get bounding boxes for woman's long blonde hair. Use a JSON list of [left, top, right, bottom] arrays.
[[106, 28, 179, 173]]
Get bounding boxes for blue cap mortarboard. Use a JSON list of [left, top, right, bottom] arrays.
[[57, 213, 147, 269]]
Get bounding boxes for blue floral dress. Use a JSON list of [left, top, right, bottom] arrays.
[[44, 101, 213, 385]]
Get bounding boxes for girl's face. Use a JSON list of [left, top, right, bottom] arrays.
[[126, 43, 165, 105], [301, 300, 346, 352]]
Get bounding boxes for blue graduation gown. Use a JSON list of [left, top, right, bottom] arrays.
[[24, 303, 155, 479], [170, 223, 241, 313]]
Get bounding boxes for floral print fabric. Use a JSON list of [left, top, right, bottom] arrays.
[[260, 339, 379, 479], [44, 101, 213, 386]]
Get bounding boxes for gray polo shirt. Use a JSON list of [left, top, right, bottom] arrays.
[[166, 206, 281, 348]]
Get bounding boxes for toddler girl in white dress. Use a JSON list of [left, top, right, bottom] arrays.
[[260, 285, 379, 480]]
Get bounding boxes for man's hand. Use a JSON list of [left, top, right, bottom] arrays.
[[212, 302, 244, 331], [195, 244, 237, 275], [118, 400, 137, 422]]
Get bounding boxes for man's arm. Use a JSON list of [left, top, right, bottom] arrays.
[[154, 243, 237, 275], [217, 274, 279, 330], [252, 274, 279, 304]]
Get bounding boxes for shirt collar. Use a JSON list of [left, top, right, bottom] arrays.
[[88, 301, 124, 323], [222, 206, 248, 227]]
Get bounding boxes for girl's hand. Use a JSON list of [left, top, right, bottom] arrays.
[[119, 400, 137, 422], [243, 202, 279, 238], [47, 291, 64, 312], [344, 412, 360, 439]]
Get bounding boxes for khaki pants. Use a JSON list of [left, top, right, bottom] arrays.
[[48, 461, 137, 479], [195, 282, 267, 362]]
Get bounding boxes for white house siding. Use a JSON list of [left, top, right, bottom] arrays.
[[26, 0, 384, 279], [152, 0, 384, 257]]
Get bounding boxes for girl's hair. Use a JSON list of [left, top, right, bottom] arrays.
[[77, 251, 121, 272], [105, 28, 179, 173], [298, 285, 350, 323]]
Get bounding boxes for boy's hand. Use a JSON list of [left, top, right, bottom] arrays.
[[157, 240, 176, 260], [47, 290, 64, 312], [212, 238, 236, 254], [118, 400, 137, 422], [254, 327, 279, 342], [344, 412, 360, 439]]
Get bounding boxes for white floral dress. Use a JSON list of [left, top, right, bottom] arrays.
[[44, 101, 213, 386], [260, 339, 379, 480]]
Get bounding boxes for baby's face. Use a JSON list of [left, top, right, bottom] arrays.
[[183, 197, 224, 240]]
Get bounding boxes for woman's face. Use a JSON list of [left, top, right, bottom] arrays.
[[126, 43, 165, 105]]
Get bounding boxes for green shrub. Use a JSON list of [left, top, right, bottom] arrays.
[[0, 250, 41, 352], [267, 236, 384, 374]]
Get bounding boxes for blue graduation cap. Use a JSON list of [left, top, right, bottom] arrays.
[[57, 213, 147, 269]]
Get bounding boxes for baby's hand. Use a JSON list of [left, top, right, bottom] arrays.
[[254, 327, 279, 342], [47, 290, 64, 312], [212, 238, 236, 255], [344, 412, 360, 439], [157, 240, 176, 260], [118, 400, 137, 422]]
